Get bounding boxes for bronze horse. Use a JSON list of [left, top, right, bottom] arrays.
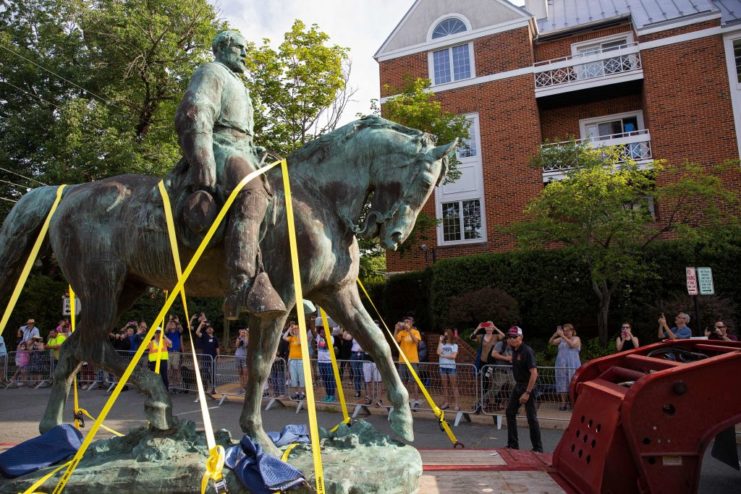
[[0, 116, 455, 454]]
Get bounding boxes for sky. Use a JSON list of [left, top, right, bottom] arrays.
[[213, 0, 527, 125]]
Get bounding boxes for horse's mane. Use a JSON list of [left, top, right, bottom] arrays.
[[288, 115, 435, 165]]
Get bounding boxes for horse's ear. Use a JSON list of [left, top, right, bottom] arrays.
[[428, 139, 458, 161], [429, 139, 458, 186]]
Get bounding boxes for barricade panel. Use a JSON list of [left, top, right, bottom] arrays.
[[267, 357, 287, 398], [4, 349, 54, 388], [479, 364, 574, 419], [169, 353, 214, 393], [213, 354, 246, 397], [0, 351, 7, 383]]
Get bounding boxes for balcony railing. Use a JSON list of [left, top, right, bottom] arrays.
[[541, 129, 653, 180], [534, 43, 642, 95]]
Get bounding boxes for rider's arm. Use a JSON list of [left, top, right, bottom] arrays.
[[174, 65, 222, 190]]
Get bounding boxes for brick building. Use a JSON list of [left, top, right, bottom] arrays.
[[375, 0, 741, 273]]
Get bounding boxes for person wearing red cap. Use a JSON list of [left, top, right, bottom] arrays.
[[505, 326, 543, 453]]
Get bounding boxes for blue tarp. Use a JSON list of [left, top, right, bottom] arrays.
[[267, 424, 309, 448], [225, 434, 305, 494], [0, 425, 82, 479]]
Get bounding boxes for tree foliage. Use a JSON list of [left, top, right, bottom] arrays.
[[378, 77, 470, 183], [0, 0, 224, 194], [506, 141, 740, 343], [243, 20, 351, 157]]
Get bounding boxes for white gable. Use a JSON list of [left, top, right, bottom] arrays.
[[376, 0, 530, 59]]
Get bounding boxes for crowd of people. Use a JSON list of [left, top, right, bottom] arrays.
[[1, 310, 737, 452]]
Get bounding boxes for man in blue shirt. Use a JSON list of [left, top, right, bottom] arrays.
[[658, 312, 692, 340]]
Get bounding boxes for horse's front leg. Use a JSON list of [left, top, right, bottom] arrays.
[[239, 314, 288, 457], [316, 286, 414, 442]]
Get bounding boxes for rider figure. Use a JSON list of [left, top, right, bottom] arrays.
[[175, 30, 285, 319]]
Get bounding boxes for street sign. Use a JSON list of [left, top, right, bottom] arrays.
[[62, 295, 81, 316], [697, 267, 715, 295], [686, 267, 698, 296]]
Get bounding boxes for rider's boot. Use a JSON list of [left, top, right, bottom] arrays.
[[223, 185, 286, 320]]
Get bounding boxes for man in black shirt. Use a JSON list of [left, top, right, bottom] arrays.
[[504, 326, 543, 453]]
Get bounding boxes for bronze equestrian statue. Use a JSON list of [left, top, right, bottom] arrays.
[[0, 30, 456, 456], [174, 30, 284, 319]]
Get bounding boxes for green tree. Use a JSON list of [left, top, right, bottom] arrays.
[[506, 141, 740, 344], [0, 0, 223, 189], [243, 20, 351, 156], [378, 77, 470, 183]]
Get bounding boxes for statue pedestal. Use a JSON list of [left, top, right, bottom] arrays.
[[2, 420, 422, 494]]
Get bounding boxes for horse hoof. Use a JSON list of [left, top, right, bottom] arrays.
[[389, 405, 415, 442], [145, 400, 174, 431]]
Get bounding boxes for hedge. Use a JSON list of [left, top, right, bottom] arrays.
[[382, 238, 740, 345]]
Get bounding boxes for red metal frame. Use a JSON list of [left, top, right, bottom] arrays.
[[552, 339, 741, 494]]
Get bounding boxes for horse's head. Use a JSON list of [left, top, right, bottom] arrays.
[[357, 125, 457, 250]]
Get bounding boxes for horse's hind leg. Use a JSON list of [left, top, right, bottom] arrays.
[[239, 314, 287, 457], [315, 287, 414, 442], [40, 331, 82, 433]]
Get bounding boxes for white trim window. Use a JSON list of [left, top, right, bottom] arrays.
[[733, 38, 741, 84], [428, 17, 474, 86], [580, 111, 644, 141], [436, 114, 486, 245], [723, 33, 741, 159], [576, 111, 653, 164], [441, 199, 483, 242]]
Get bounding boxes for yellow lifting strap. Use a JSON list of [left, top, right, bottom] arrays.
[[158, 181, 226, 494], [68, 286, 123, 437], [318, 308, 351, 432], [21, 460, 71, 494], [0, 184, 66, 338], [355, 279, 463, 449], [52, 161, 281, 494], [281, 159, 326, 494], [69, 287, 82, 431]]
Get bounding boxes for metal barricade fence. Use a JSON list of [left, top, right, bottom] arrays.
[[479, 364, 575, 421], [213, 355, 290, 403], [101, 350, 214, 394], [4, 349, 54, 388], [166, 352, 214, 394], [0, 351, 7, 384], [297, 358, 480, 417], [404, 361, 479, 414]]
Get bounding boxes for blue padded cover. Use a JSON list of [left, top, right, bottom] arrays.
[[0, 424, 82, 478], [225, 434, 305, 493]]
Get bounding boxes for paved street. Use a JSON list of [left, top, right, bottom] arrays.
[[0, 387, 738, 492]]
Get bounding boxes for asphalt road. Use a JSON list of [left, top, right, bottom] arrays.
[[0, 387, 738, 492]]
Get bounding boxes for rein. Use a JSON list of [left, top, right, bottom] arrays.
[[346, 164, 423, 238]]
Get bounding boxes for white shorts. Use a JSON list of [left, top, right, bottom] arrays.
[[363, 362, 381, 383]]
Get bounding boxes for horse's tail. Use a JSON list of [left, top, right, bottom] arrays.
[[0, 185, 63, 306]]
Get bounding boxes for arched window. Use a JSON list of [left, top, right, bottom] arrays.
[[429, 17, 472, 85], [432, 18, 467, 39]]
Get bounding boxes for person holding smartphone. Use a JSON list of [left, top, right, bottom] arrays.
[[616, 322, 639, 351], [549, 323, 581, 411]]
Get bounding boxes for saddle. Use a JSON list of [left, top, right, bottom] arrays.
[[163, 158, 275, 252]]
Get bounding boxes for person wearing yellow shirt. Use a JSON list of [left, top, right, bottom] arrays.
[[46, 328, 67, 368], [282, 322, 305, 401], [148, 328, 172, 390], [394, 317, 421, 406]]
